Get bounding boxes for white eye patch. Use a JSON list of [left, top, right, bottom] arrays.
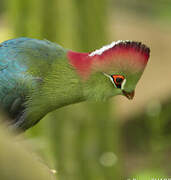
[[121, 79, 126, 90], [103, 72, 115, 85]]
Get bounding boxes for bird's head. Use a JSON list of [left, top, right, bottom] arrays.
[[68, 41, 150, 101]]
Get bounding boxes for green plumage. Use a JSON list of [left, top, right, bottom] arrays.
[[0, 38, 149, 131], [0, 38, 80, 130]]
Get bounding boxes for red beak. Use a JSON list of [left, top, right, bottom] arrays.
[[122, 90, 135, 100]]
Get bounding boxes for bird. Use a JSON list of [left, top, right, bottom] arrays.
[[0, 38, 150, 131]]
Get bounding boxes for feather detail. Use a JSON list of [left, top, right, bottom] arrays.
[[89, 40, 150, 62], [68, 41, 150, 79], [89, 41, 150, 67]]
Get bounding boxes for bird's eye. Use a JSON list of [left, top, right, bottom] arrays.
[[111, 75, 125, 88]]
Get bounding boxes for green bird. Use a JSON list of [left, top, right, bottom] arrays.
[[0, 38, 150, 131]]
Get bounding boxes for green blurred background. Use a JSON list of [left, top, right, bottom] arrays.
[[0, 0, 171, 179]]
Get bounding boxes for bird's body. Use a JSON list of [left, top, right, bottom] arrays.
[[0, 38, 150, 131]]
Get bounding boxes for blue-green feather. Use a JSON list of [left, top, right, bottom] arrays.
[[0, 37, 66, 127]]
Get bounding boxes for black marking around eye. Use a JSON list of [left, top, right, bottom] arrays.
[[111, 75, 125, 89], [116, 78, 123, 83]]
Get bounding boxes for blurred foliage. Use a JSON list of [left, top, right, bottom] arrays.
[[114, 0, 171, 22], [0, 124, 56, 180], [122, 98, 171, 177]]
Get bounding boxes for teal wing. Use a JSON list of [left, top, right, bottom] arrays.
[[0, 37, 65, 128]]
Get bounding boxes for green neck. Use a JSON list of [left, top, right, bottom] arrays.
[[26, 56, 85, 126]]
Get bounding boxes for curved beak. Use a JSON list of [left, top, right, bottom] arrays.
[[122, 90, 135, 100]]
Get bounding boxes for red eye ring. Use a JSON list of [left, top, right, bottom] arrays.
[[111, 75, 125, 88]]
